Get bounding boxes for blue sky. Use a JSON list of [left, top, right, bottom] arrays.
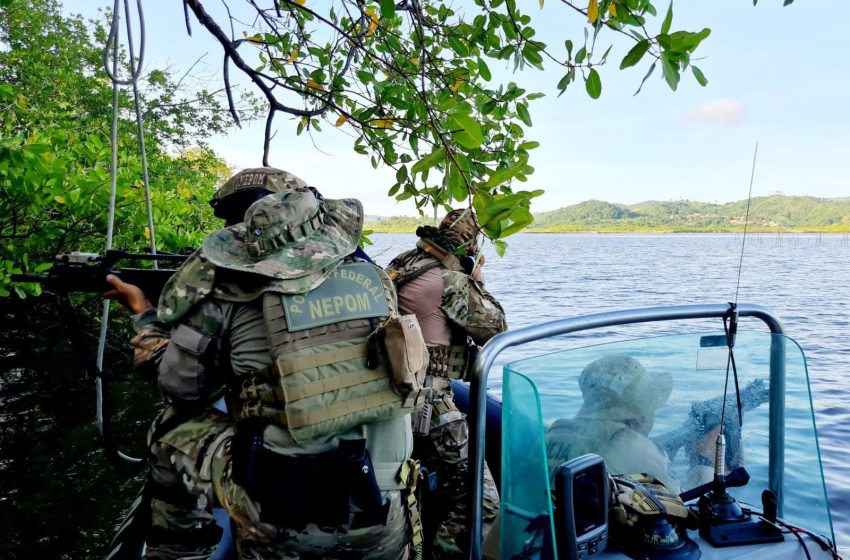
[[63, 1, 849, 215]]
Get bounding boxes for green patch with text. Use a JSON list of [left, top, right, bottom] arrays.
[[283, 263, 389, 331]]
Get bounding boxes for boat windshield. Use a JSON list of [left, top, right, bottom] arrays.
[[500, 330, 832, 558]]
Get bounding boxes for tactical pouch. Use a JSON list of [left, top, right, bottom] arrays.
[[374, 314, 428, 399], [159, 323, 220, 404], [427, 344, 468, 380]]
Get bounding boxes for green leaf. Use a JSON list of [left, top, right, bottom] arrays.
[[379, 0, 396, 19], [691, 65, 708, 86], [660, 56, 679, 91], [447, 162, 467, 201], [493, 239, 508, 256], [477, 58, 492, 81], [565, 39, 574, 58], [411, 147, 446, 174], [448, 35, 469, 57], [620, 39, 651, 70], [661, 1, 673, 35], [485, 155, 529, 188], [522, 45, 543, 66], [448, 113, 483, 149], [634, 61, 656, 95], [518, 141, 540, 150], [557, 71, 572, 93], [395, 165, 408, 182], [585, 68, 602, 99], [516, 103, 532, 127], [575, 46, 587, 64]]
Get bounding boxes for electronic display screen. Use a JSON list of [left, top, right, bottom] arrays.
[[573, 463, 605, 536]]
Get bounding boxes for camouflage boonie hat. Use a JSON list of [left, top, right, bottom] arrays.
[[579, 354, 673, 418], [209, 167, 308, 212], [439, 208, 481, 251], [203, 187, 363, 283]]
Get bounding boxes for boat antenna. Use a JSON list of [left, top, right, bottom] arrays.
[[733, 142, 759, 304], [718, 141, 759, 470], [697, 143, 772, 545]]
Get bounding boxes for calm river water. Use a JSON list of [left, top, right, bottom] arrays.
[[369, 232, 850, 550]]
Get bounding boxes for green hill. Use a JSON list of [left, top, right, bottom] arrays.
[[530, 195, 850, 232], [365, 195, 850, 233]]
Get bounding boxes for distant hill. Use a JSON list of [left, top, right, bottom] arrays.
[[365, 195, 850, 233], [532, 195, 850, 232]]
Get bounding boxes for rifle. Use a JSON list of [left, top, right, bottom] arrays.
[[12, 250, 188, 302], [653, 378, 769, 469]]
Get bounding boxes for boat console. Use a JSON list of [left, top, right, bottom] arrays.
[[467, 304, 837, 560]]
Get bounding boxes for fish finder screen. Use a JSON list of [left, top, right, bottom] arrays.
[[573, 464, 605, 536]]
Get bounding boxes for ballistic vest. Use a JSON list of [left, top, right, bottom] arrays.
[[233, 261, 417, 444], [387, 242, 469, 379]]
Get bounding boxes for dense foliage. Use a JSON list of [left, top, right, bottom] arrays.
[[186, 0, 731, 249], [0, 0, 251, 298], [0, 1, 249, 557]]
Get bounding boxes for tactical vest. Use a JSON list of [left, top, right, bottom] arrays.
[[234, 261, 417, 444], [388, 241, 469, 380]]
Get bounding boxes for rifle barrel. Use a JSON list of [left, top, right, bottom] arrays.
[[10, 273, 48, 283]]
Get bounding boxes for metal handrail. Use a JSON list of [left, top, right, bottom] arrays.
[[466, 303, 787, 558]]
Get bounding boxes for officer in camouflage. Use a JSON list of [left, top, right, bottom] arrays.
[[123, 184, 423, 559], [386, 209, 506, 559], [545, 354, 716, 494], [107, 167, 312, 559]]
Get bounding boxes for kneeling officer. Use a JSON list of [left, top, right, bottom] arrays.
[[150, 187, 424, 558]]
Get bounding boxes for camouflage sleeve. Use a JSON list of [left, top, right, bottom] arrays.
[[131, 308, 170, 379], [440, 270, 508, 346]]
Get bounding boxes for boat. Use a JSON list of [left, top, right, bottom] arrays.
[[461, 302, 838, 559], [124, 302, 838, 559]]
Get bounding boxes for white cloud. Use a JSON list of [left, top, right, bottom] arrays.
[[681, 98, 744, 124]]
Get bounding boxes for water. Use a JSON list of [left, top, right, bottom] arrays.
[[369, 232, 850, 550]]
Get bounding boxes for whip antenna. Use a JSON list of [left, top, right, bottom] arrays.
[[733, 142, 759, 305], [697, 143, 785, 547], [719, 141, 759, 446]]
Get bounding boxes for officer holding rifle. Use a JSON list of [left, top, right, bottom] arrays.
[[108, 168, 427, 559]]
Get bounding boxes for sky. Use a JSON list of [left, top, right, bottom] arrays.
[[62, 1, 850, 215]]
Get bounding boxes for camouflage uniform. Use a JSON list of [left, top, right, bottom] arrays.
[[128, 167, 311, 560], [135, 189, 419, 559], [386, 210, 506, 559]]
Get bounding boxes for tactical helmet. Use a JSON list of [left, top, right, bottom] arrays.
[[210, 167, 309, 222], [439, 208, 481, 252], [578, 354, 673, 419]]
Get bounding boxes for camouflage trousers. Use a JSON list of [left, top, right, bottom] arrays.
[[412, 378, 500, 560], [145, 406, 230, 560], [147, 407, 412, 559]]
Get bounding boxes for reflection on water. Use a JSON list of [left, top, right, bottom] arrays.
[[370, 232, 850, 550]]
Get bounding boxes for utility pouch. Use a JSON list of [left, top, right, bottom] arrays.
[[339, 439, 383, 515], [374, 314, 428, 399], [231, 418, 268, 494]]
